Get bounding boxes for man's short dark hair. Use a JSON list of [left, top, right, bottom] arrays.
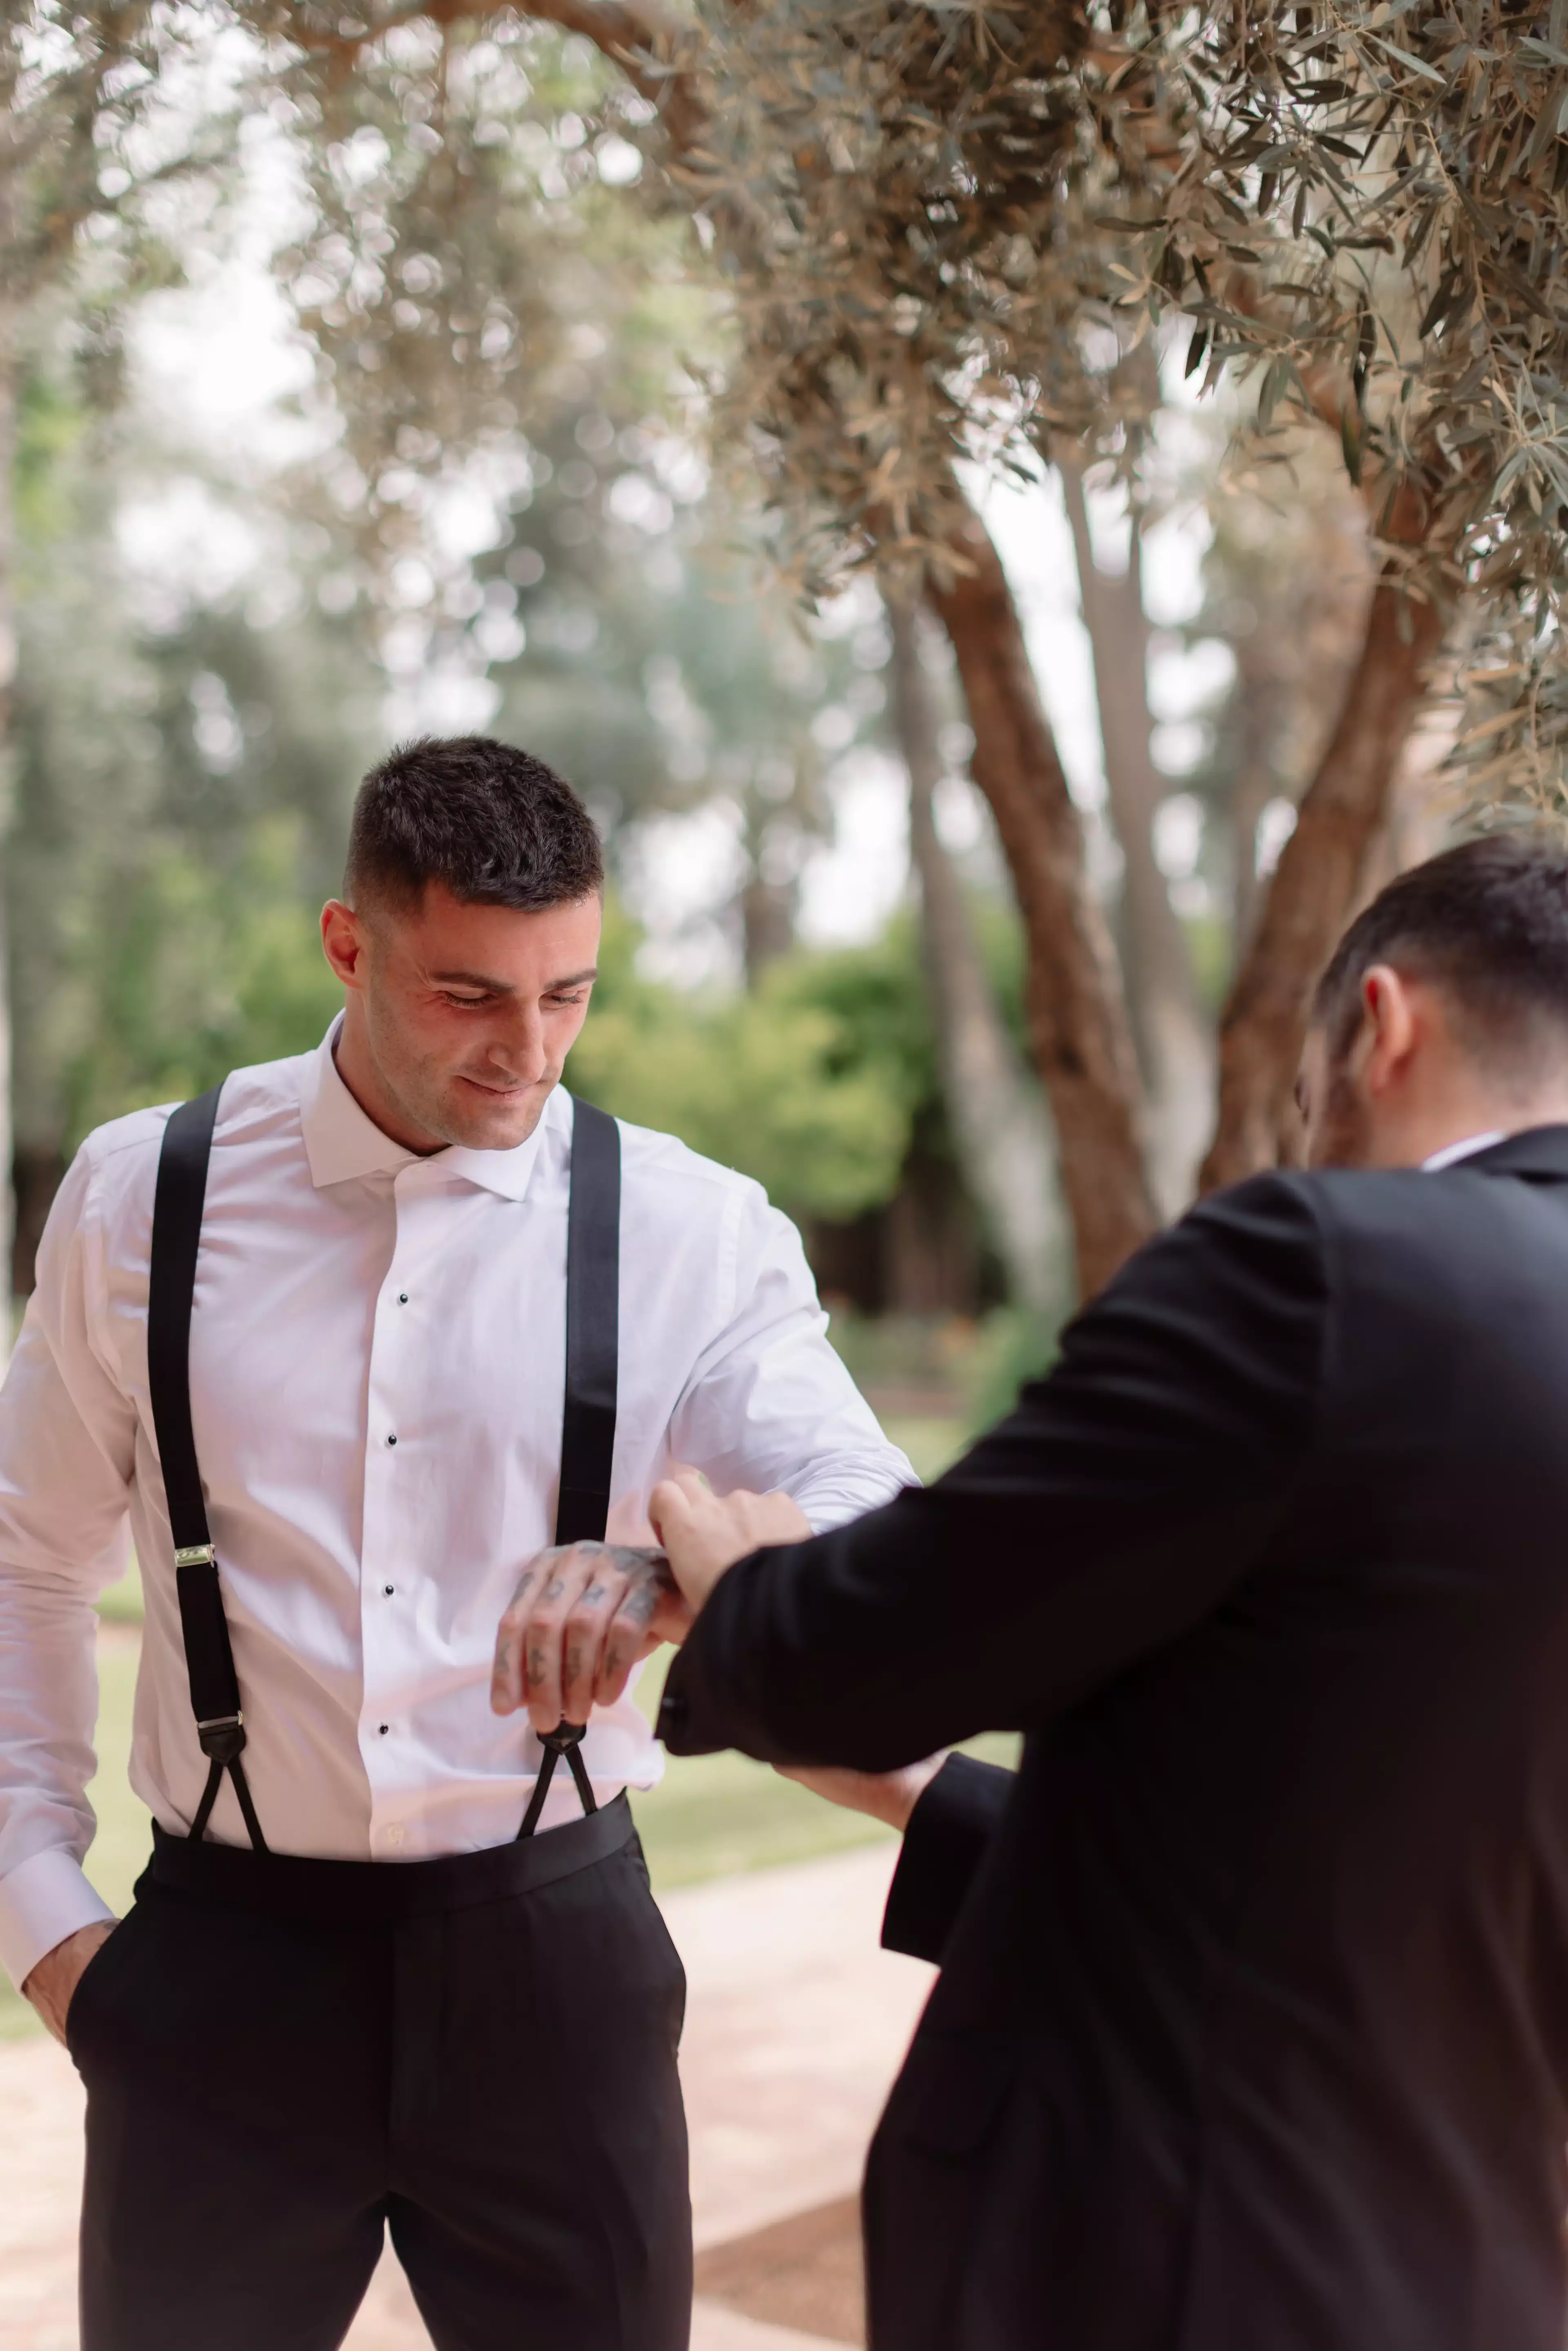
[[345, 736, 604, 913], [1312, 829, 1568, 1070]]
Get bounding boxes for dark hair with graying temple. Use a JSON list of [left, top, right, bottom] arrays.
[[345, 735, 604, 912], [1312, 830, 1568, 1065]]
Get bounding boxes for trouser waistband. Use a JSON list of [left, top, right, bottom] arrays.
[[143, 1792, 637, 1924]]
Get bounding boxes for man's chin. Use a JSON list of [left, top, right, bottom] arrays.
[[439, 1079, 551, 1152]]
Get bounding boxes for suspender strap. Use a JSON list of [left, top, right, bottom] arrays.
[[518, 1096, 621, 1839], [148, 1086, 267, 1853], [554, 1096, 621, 1550]]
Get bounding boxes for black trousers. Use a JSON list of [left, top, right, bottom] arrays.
[[67, 1798, 691, 2351]]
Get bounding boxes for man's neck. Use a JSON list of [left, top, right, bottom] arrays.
[[332, 1015, 445, 1157], [1388, 1097, 1568, 1170]]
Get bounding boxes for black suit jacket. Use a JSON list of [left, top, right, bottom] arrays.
[[658, 1131, 1568, 2351]]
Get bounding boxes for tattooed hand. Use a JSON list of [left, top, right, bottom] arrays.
[[490, 1543, 692, 1733]]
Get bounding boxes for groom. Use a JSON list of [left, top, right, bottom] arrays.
[[0, 734, 911, 2351], [606, 832, 1568, 2351]]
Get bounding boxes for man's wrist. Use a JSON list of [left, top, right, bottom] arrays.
[[22, 1919, 117, 2048], [0, 1849, 115, 1996], [773, 1753, 949, 1830], [22, 1916, 113, 1991], [876, 1755, 948, 1830]]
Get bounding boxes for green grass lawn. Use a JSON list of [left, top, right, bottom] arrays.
[[880, 1415, 968, 1485], [96, 1553, 145, 1625], [2, 1417, 1015, 2041]]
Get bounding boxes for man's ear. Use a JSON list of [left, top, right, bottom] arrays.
[[1359, 963, 1419, 1097], [321, 899, 368, 991]]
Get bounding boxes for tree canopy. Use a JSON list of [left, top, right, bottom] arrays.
[[11, 0, 1568, 1313], [676, 0, 1568, 802]]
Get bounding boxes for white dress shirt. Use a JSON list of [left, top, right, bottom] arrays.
[[1421, 1132, 1505, 1171], [0, 1023, 913, 1989]]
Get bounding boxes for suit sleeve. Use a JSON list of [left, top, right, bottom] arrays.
[[880, 1753, 1014, 1964], [657, 1173, 1327, 1770]]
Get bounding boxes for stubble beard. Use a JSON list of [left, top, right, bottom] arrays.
[[365, 1010, 558, 1153], [428, 1072, 556, 1151]]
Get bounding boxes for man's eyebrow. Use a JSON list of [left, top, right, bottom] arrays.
[[426, 966, 599, 992], [428, 967, 516, 992]]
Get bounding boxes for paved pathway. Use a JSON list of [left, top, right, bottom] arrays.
[[0, 1845, 932, 2350]]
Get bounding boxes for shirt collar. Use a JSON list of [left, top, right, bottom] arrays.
[[1436, 1123, 1568, 1183], [1421, 1131, 1506, 1172], [298, 1018, 557, 1202]]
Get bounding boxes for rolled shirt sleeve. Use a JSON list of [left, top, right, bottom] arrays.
[[666, 1184, 915, 1530], [0, 1144, 134, 1988]]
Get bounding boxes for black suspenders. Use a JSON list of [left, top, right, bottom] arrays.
[[148, 1085, 268, 1850], [146, 1086, 621, 1852], [519, 1095, 620, 1837]]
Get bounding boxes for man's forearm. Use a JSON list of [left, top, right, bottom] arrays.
[[777, 1753, 946, 1830]]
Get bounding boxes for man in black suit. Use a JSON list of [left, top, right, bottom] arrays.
[[639, 833, 1568, 2351]]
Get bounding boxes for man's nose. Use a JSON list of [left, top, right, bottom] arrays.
[[488, 1005, 548, 1084]]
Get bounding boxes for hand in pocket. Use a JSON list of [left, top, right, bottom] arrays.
[[24, 1918, 118, 2048]]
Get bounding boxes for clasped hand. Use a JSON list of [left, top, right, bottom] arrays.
[[489, 1542, 688, 1730], [489, 1469, 810, 1731]]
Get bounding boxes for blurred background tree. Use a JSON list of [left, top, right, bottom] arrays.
[[0, 2, 237, 1280], [7, 0, 1559, 1435]]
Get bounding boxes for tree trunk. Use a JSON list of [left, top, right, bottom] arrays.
[[885, 592, 1065, 1315], [925, 492, 1156, 1300], [1200, 543, 1444, 1192], [1059, 459, 1215, 1217], [739, 872, 796, 985], [1227, 630, 1284, 953], [11, 1143, 62, 1298]]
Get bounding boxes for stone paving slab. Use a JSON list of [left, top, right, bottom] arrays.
[[0, 1844, 932, 2351], [694, 2197, 864, 2344]]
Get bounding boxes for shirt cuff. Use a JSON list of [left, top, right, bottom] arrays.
[[0, 1848, 116, 1992]]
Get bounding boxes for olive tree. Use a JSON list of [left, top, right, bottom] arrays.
[[44, 0, 1566, 1301]]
